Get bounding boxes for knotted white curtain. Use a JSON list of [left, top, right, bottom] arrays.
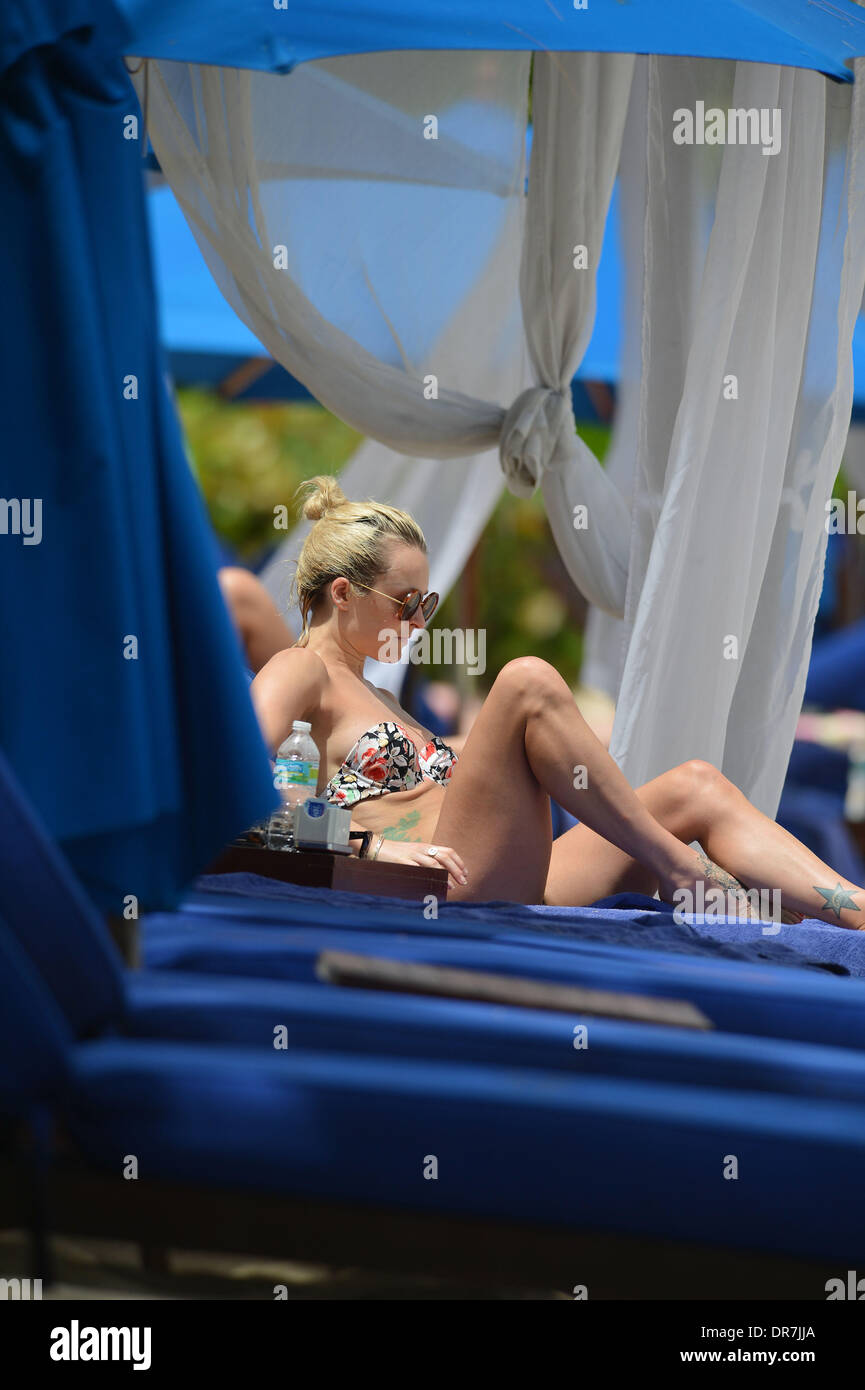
[[136, 51, 634, 617], [505, 51, 633, 614]]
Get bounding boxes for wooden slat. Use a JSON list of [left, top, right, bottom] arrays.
[[316, 950, 712, 1030]]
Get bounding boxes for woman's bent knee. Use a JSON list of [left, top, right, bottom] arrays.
[[493, 656, 568, 715], [671, 759, 730, 813], [682, 758, 725, 788]]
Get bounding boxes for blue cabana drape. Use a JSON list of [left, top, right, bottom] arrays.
[[0, 0, 277, 914]]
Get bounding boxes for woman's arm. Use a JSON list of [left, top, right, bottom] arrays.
[[250, 646, 327, 756], [218, 567, 295, 673]]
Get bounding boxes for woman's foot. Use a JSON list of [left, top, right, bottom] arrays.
[[657, 847, 764, 921], [661, 849, 865, 930]]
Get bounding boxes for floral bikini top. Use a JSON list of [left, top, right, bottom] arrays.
[[323, 720, 459, 809]]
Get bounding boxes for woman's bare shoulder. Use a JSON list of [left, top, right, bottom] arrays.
[[258, 644, 328, 685]]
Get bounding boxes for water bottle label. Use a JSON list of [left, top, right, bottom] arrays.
[[274, 758, 319, 789]]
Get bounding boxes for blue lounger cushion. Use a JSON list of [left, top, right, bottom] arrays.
[[142, 915, 865, 1051], [127, 969, 865, 1104], [67, 1038, 865, 1263]]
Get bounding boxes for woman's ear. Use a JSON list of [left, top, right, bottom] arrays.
[[329, 576, 353, 611]]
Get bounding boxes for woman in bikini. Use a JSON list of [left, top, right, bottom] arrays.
[[250, 476, 865, 928]]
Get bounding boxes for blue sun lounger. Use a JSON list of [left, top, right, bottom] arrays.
[[2, 918, 864, 1295], [1, 745, 865, 1290]]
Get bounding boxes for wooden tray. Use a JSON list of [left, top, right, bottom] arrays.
[[203, 843, 448, 902]]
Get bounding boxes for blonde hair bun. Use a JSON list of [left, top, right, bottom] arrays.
[[289, 475, 427, 647], [296, 475, 348, 523]]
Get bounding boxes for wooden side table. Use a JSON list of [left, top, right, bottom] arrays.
[[203, 843, 448, 903]]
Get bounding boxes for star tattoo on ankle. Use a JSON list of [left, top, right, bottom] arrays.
[[813, 884, 859, 919]]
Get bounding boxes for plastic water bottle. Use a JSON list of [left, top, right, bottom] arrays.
[[268, 720, 321, 850]]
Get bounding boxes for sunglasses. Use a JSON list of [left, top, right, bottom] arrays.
[[356, 582, 439, 622]]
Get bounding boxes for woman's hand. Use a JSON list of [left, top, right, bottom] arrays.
[[374, 838, 468, 890]]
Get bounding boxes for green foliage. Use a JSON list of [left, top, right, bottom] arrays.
[[177, 389, 362, 561], [177, 388, 609, 686]]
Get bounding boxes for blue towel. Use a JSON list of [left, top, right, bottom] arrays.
[[191, 873, 856, 976]]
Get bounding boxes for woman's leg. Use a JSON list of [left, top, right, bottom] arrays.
[[670, 759, 865, 929], [544, 768, 697, 907], [434, 657, 865, 927], [546, 757, 865, 929], [432, 657, 708, 905]]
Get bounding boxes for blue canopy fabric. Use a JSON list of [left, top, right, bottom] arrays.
[[0, 3, 278, 913], [116, 0, 865, 81]]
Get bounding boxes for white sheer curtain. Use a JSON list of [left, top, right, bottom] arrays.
[[583, 57, 714, 699], [608, 55, 865, 816], [581, 58, 649, 701], [136, 51, 634, 619]]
